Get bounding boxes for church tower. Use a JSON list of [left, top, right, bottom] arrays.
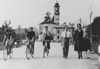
[[54, 1, 60, 25]]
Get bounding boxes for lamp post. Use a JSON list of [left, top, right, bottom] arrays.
[[90, 6, 93, 46]]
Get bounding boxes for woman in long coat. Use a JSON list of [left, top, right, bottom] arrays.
[[74, 24, 84, 59]]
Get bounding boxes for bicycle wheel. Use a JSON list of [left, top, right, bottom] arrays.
[[3, 46, 8, 61], [46, 48, 49, 56], [30, 49, 34, 58], [26, 47, 30, 60], [9, 47, 13, 59], [43, 46, 46, 58]]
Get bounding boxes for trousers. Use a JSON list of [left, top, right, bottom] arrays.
[[62, 37, 69, 57]]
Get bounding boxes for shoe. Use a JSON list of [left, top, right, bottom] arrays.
[[63, 55, 65, 58], [78, 56, 80, 59], [81, 56, 83, 59], [65, 56, 67, 59]]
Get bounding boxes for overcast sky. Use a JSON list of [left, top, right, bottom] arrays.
[[0, 0, 100, 29]]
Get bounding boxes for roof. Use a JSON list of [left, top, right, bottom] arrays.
[[39, 20, 57, 25], [54, 23, 66, 28]]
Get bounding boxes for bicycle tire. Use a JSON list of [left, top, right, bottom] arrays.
[[26, 47, 30, 60], [30, 48, 34, 58], [3, 46, 8, 61], [43, 46, 46, 58]]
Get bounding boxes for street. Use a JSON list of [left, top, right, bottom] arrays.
[[0, 42, 99, 69]]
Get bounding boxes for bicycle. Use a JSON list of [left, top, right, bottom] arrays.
[[26, 40, 34, 60], [43, 40, 50, 58], [3, 40, 13, 61]]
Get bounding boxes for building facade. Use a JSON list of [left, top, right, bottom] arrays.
[[38, 2, 60, 41], [53, 23, 74, 42], [38, 1, 75, 42]]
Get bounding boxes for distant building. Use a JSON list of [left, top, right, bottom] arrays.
[[38, 1, 75, 42], [54, 23, 74, 42], [53, 23, 66, 41], [38, 1, 60, 41]]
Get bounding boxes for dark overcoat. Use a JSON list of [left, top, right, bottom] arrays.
[[82, 35, 91, 51], [74, 29, 84, 51]]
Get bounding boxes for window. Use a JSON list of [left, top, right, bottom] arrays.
[[58, 30, 59, 34], [58, 36, 59, 39]]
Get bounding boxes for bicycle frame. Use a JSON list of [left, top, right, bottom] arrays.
[[3, 40, 13, 61], [43, 40, 50, 58], [26, 40, 34, 60], [6, 40, 12, 55]]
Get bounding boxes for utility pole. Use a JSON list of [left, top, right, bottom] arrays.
[[18, 25, 21, 40], [90, 5, 93, 46]]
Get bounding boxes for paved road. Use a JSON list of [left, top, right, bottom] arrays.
[[0, 42, 99, 69]]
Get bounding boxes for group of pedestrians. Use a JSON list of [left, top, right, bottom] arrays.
[[61, 23, 91, 59]]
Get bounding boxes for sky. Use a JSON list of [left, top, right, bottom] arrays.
[[0, 0, 100, 29]]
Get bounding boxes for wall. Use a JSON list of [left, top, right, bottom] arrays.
[[54, 28, 64, 42]]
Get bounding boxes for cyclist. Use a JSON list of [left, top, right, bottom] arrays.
[[2, 28, 14, 54], [42, 25, 51, 55], [26, 27, 35, 54]]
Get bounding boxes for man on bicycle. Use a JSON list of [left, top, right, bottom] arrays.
[[26, 27, 35, 54], [42, 25, 51, 55], [2, 28, 14, 54]]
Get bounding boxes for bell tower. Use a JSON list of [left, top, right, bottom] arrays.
[[54, 1, 60, 25]]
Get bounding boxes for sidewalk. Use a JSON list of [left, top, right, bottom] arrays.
[[67, 44, 100, 69]]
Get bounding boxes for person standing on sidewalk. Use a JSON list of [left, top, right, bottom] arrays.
[[73, 23, 84, 59], [61, 25, 71, 59], [83, 31, 91, 59]]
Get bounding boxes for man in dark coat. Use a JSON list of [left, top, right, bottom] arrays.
[[74, 24, 83, 59]]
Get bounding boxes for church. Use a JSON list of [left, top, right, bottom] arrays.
[[38, 1, 74, 42]]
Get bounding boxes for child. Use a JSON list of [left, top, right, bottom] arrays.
[[84, 32, 91, 59]]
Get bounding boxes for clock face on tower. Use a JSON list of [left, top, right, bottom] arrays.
[[55, 8, 59, 14]]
